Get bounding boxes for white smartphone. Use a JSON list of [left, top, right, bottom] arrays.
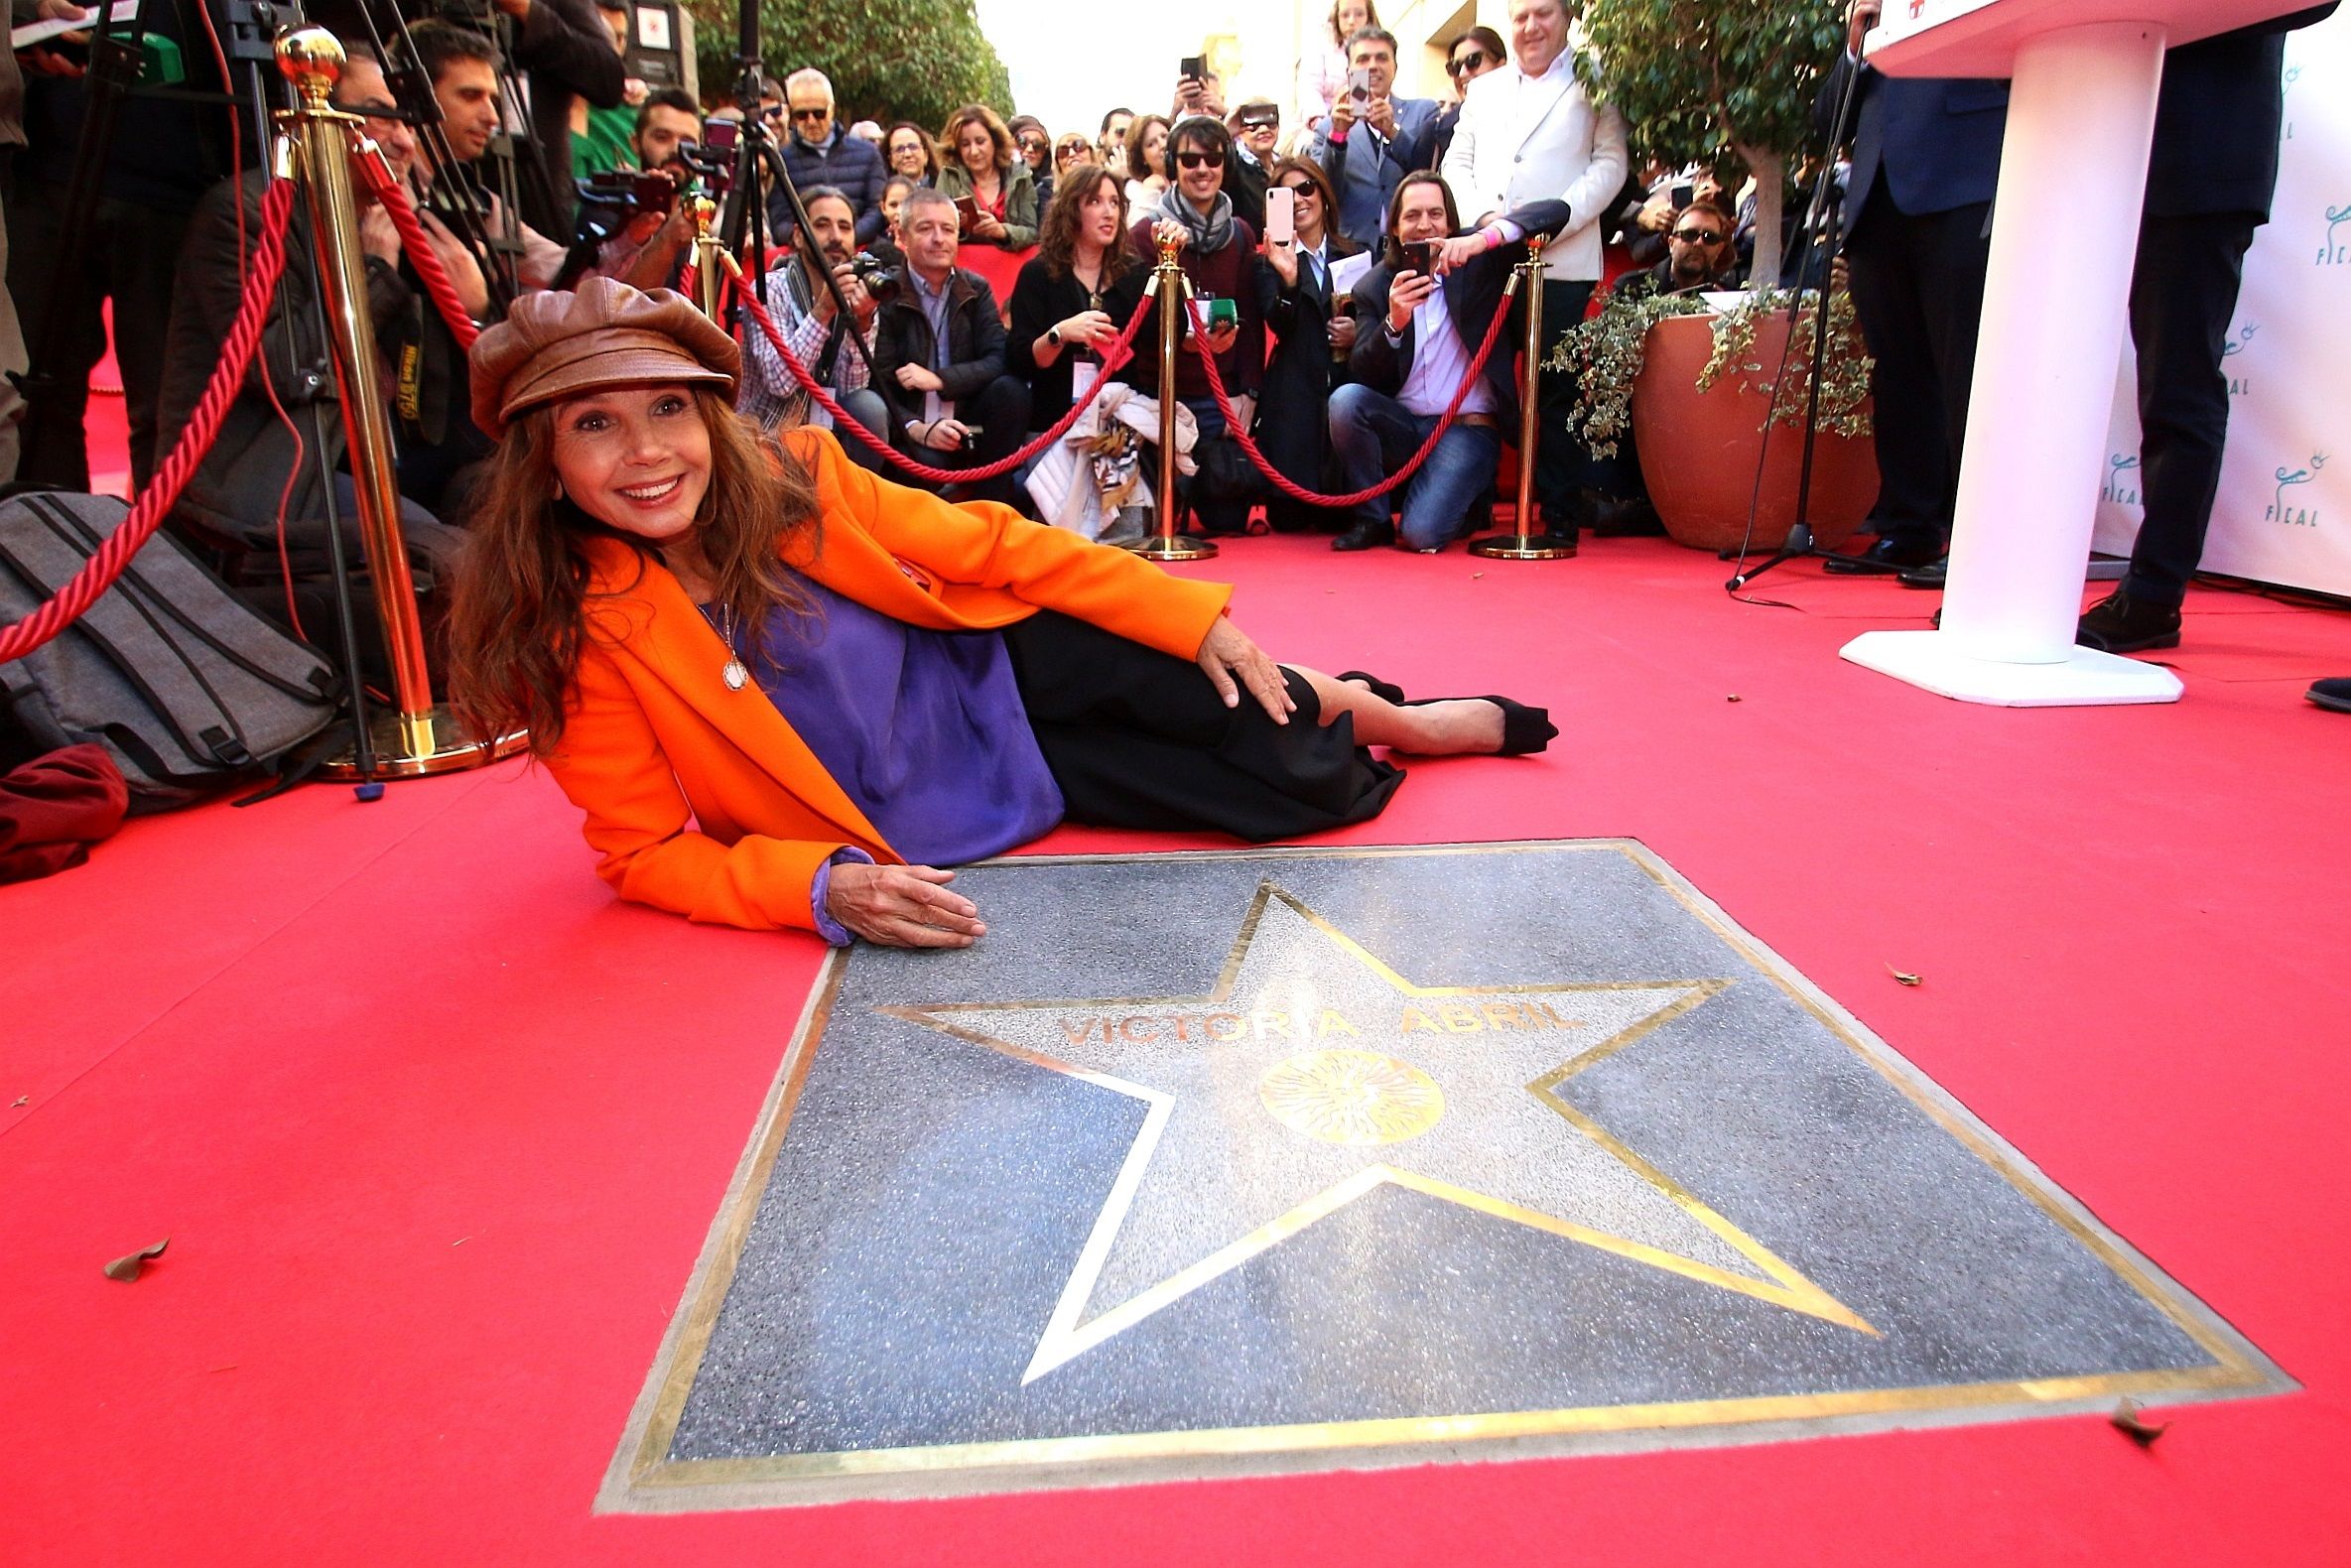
[[1264, 186, 1295, 246]]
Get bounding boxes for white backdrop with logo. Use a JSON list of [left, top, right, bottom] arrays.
[[2092, 11, 2350, 597]]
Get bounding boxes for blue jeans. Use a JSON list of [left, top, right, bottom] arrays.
[[1326, 383, 1503, 550]]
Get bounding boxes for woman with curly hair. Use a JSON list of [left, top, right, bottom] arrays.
[[882, 120, 940, 187], [935, 103, 1039, 248], [448, 278, 1554, 948]]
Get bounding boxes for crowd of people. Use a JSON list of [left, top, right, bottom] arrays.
[[0, 0, 2340, 698]]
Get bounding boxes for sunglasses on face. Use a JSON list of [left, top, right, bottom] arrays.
[[1671, 227, 1726, 244], [1239, 114, 1277, 131], [1018, 136, 1047, 152], [1278, 181, 1316, 200], [1447, 49, 1490, 76], [790, 106, 829, 122], [1176, 149, 1225, 170], [760, 104, 785, 120]]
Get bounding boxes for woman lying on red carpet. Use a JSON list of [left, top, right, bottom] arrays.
[[450, 278, 1552, 949]]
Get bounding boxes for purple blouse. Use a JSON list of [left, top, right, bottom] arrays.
[[709, 578, 1064, 938]]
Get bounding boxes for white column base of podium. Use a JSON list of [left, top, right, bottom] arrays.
[[1841, 628, 2182, 707]]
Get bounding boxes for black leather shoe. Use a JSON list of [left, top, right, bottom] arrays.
[[2304, 678, 2351, 714], [1338, 671, 1407, 704], [1823, 536, 1945, 575], [1332, 520, 1395, 552], [1896, 556, 1948, 589], [2076, 588, 2181, 653]]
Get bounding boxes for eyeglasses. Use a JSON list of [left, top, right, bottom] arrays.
[[790, 106, 830, 122], [759, 104, 785, 121], [1670, 227, 1726, 244], [1018, 136, 1048, 152], [1175, 149, 1225, 170], [1239, 114, 1277, 131], [1278, 182, 1316, 200], [1446, 49, 1491, 76]]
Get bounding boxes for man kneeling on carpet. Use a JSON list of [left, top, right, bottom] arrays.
[[449, 278, 1555, 949]]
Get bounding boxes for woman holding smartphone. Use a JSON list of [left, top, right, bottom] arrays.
[[936, 104, 1039, 248], [1007, 166, 1149, 435], [1258, 158, 1360, 533]]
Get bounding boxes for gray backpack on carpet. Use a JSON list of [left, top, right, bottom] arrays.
[[0, 491, 340, 810]]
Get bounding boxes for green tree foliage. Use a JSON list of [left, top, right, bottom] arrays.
[[1582, 0, 1846, 289], [685, 0, 1013, 130]]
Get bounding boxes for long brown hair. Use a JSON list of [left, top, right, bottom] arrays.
[[448, 387, 822, 752], [1268, 156, 1340, 246], [940, 103, 1014, 176], [1037, 166, 1135, 286]]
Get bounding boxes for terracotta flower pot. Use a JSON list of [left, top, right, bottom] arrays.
[[1629, 311, 1878, 553]]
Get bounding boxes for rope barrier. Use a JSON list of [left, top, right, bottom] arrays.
[[362, 151, 481, 350], [0, 177, 302, 665], [733, 263, 1154, 485], [1183, 283, 1518, 509]]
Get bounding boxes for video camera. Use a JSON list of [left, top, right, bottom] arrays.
[[572, 169, 677, 251], [675, 118, 736, 192]]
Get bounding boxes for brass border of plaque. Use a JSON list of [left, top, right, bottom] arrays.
[[597, 840, 2289, 1513]]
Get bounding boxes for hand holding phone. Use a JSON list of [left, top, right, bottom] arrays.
[[1264, 186, 1295, 246], [1348, 66, 1371, 103]]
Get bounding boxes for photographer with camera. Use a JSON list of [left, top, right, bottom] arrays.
[[738, 186, 890, 465], [410, 21, 568, 294], [868, 187, 1031, 505], [582, 89, 709, 291], [1308, 27, 1439, 250], [1327, 173, 1575, 554]]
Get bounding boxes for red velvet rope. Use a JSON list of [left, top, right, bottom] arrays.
[[361, 152, 482, 350], [1183, 285, 1517, 509], [736, 278, 1153, 484], [0, 177, 302, 665]]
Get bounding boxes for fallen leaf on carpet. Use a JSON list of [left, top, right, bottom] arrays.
[[2111, 1397, 2168, 1444], [1727, 695, 1742, 703], [1472, 572, 1485, 579], [10, 1096, 26, 1108], [1886, 965, 1923, 986], [102, 1239, 170, 1281]]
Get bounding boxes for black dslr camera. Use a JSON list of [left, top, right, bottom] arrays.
[[848, 251, 901, 307]]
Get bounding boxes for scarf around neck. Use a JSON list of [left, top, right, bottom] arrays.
[[1155, 186, 1235, 254]]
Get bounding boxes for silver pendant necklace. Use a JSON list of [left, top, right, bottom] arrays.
[[713, 602, 749, 691]]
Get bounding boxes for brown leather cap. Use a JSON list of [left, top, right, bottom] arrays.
[[466, 275, 739, 439]]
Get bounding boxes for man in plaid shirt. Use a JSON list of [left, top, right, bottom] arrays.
[[738, 186, 891, 467]]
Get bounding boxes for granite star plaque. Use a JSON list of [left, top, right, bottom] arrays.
[[599, 842, 2286, 1511]]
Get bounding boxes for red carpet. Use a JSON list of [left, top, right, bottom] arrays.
[[5, 535, 2350, 1565]]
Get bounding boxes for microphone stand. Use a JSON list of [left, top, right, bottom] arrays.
[[1723, 47, 1867, 592]]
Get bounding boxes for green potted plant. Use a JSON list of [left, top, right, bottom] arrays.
[[1552, 286, 1878, 552]]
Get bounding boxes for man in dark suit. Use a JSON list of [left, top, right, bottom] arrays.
[[1327, 175, 1573, 553], [1819, 0, 2009, 576], [1309, 28, 1444, 249], [2071, 5, 2340, 650]]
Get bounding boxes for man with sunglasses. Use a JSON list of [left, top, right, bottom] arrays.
[[1310, 27, 1441, 249], [1122, 115, 1301, 536], [1616, 199, 1742, 300], [767, 66, 888, 247], [1224, 98, 1281, 232]]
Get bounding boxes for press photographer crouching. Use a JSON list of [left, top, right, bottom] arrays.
[[1329, 173, 1574, 553], [737, 185, 892, 463], [868, 188, 1031, 505], [155, 49, 463, 677]]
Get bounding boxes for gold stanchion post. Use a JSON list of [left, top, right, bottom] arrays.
[[275, 28, 528, 776], [1470, 238, 1577, 561], [688, 189, 723, 319], [1130, 230, 1216, 563]]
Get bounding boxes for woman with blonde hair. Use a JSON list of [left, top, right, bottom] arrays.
[[448, 278, 1554, 948], [935, 103, 1039, 248]]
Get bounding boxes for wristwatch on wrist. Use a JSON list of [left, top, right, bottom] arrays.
[[1046, 325, 1062, 346]]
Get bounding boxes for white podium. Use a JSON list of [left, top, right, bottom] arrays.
[[1838, 0, 2305, 707]]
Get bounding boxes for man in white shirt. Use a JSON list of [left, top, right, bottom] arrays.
[[1440, 0, 1628, 542]]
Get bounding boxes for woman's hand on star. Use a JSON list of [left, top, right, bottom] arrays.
[[1196, 617, 1294, 725], [827, 862, 985, 948]]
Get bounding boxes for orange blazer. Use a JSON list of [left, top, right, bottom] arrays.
[[546, 428, 1234, 933]]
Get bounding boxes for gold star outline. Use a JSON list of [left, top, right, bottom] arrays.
[[882, 882, 1876, 1382]]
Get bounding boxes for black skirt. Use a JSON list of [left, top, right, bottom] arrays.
[[1003, 612, 1405, 842]]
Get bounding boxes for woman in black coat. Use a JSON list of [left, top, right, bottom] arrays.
[[1005, 165, 1151, 433], [1256, 158, 1362, 533]]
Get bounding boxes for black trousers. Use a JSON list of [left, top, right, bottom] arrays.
[[1004, 612, 1404, 842], [1534, 277, 1597, 525], [5, 185, 191, 492], [892, 373, 1031, 507], [1844, 193, 1993, 549], [2120, 211, 2261, 607]]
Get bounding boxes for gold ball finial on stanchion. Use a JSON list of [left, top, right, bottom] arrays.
[[275, 27, 346, 105]]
